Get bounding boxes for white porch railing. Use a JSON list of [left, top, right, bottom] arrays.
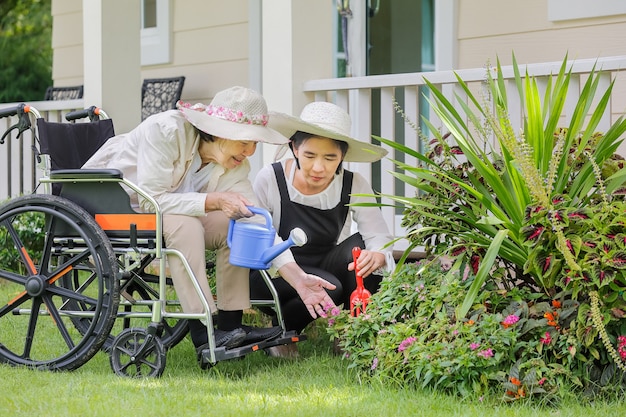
[[2, 57, 626, 253], [303, 56, 626, 252], [0, 99, 84, 201]]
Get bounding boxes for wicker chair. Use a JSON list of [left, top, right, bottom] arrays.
[[141, 76, 186, 120], [44, 85, 84, 101]]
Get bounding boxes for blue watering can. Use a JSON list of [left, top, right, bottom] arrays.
[[227, 206, 307, 269]]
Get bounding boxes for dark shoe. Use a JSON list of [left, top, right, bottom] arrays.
[[195, 328, 246, 369], [241, 324, 282, 344], [195, 327, 246, 352]]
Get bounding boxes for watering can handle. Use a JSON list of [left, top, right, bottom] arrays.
[[247, 206, 272, 228], [227, 206, 273, 248]]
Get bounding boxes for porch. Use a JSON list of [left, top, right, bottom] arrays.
[[2, 56, 626, 253]]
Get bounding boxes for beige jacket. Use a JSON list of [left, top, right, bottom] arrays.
[[82, 110, 257, 216]]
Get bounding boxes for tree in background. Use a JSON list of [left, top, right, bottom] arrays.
[[0, 0, 52, 102]]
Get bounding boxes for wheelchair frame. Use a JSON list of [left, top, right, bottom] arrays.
[[0, 104, 304, 377]]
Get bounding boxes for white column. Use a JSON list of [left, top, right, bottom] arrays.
[[82, 0, 141, 133], [260, 0, 334, 165], [435, 0, 458, 71]]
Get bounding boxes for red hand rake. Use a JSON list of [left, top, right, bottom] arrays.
[[350, 247, 371, 317]]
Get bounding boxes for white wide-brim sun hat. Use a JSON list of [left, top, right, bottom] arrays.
[[268, 101, 387, 162], [177, 86, 289, 145]]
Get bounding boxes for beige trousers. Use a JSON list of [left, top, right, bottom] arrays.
[[162, 212, 251, 315]]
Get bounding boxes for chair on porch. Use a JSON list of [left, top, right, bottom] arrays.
[[44, 85, 84, 101], [141, 76, 186, 121]]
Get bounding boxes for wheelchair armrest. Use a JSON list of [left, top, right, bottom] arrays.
[[50, 168, 123, 180]]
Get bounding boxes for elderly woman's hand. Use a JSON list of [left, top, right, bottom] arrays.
[[205, 192, 253, 219]]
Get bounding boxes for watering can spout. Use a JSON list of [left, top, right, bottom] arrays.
[[260, 227, 307, 265]]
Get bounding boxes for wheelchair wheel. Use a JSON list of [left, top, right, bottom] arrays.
[[109, 327, 166, 378], [65, 252, 188, 352], [0, 194, 119, 371], [119, 276, 189, 349]]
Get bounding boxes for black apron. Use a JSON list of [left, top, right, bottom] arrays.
[[272, 162, 352, 266]]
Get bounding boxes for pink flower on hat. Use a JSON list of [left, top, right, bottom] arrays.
[[176, 86, 289, 145]]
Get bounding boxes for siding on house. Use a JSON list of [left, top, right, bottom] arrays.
[[458, 0, 626, 67], [51, 0, 83, 86], [49, 1, 626, 124], [457, 0, 626, 128], [50, 0, 252, 104]]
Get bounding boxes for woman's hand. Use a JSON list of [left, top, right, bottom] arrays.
[[348, 249, 386, 278], [205, 192, 253, 219], [278, 263, 337, 319]]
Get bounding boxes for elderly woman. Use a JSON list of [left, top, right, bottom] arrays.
[[82, 87, 337, 359], [250, 102, 395, 356]]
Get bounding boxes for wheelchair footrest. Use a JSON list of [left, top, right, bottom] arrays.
[[199, 331, 306, 364]]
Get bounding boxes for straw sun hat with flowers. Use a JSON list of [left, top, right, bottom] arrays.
[[268, 101, 387, 163], [177, 86, 288, 145]]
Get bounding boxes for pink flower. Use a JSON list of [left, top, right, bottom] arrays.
[[538, 377, 546, 385], [398, 337, 417, 352], [477, 348, 494, 358], [502, 314, 520, 328], [469, 342, 480, 350], [371, 357, 378, 370], [618, 335, 626, 359], [540, 331, 552, 345]]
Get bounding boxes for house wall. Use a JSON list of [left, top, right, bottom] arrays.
[[457, 0, 626, 67], [457, 0, 626, 127], [169, 0, 250, 104], [51, 0, 83, 87], [51, 0, 252, 105], [50, 1, 626, 127]]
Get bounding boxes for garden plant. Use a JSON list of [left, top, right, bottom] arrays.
[[327, 54, 626, 403]]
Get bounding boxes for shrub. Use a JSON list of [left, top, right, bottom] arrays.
[[330, 54, 626, 402]]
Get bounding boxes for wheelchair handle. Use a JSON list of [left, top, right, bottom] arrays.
[[0, 103, 40, 119], [66, 106, 109, 122], [0, 104, 41, 144]]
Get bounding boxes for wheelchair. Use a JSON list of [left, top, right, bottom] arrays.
[[0, 104, 305, 377]]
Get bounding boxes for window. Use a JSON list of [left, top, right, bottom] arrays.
[[141, 0, 170, 65], [549, 0, 626, 21]]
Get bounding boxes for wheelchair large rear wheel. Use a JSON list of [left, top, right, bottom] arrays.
[[0, 194, 119, 371]]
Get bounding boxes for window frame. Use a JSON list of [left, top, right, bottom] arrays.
[[141, 0, 171, 66], [548, 0, 626, 21]]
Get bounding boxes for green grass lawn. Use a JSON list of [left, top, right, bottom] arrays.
[[2, 326, 626, 417]]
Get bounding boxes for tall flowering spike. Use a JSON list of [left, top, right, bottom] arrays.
[[545, 131, 566, 196], [583, 150, 610, 207]]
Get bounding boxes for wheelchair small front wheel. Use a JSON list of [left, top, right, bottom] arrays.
[[109, 327, 166, 378]]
